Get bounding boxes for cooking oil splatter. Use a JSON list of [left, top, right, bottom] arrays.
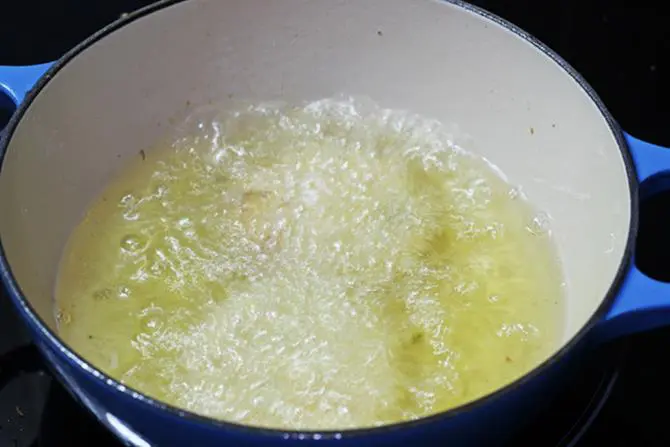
[[55, 97, 564, 430]]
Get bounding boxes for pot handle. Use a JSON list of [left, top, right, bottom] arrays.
[[597, 133, 670, 342], [0, 63, 53, 106]]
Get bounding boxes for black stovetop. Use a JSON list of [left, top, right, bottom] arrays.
[[1, 1, 669, 446]]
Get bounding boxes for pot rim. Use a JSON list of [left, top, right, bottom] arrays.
[[0, 0, 638, 440]]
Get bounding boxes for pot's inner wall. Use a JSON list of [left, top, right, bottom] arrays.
[[0, 0, 630, 347]]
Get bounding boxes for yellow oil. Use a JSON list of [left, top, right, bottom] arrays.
[[55, 98, 564, 430]]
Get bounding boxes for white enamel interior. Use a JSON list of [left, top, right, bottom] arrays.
[[0, 0, 630, 349]]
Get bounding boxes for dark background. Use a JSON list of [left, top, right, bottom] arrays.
[[0, 1, 669, 446]]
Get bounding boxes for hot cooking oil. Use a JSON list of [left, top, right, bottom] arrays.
[[55, 98, 564, 430]]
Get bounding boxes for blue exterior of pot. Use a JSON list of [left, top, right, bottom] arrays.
[[1, 1, 670, 446]]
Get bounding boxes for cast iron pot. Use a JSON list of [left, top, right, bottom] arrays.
[[1, 0, 669, 445]]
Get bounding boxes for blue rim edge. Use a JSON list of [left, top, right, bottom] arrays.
[[0, 0, 639, 441]]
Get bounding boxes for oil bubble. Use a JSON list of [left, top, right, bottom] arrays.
[[149, 257, 167, 276], [119, 193, 136, 207], [140, 312, 164, 333], [123, 210, 140, 221], [154, 184, 168, 197], [55, 309, 71, 325], [508, 187, 522, 200], [118, 286, 131, 299], [120, 234, 148, 255], [525, 212, 552, 236]]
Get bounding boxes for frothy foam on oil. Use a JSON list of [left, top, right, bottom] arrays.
[[56, 97, 564, 430]]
